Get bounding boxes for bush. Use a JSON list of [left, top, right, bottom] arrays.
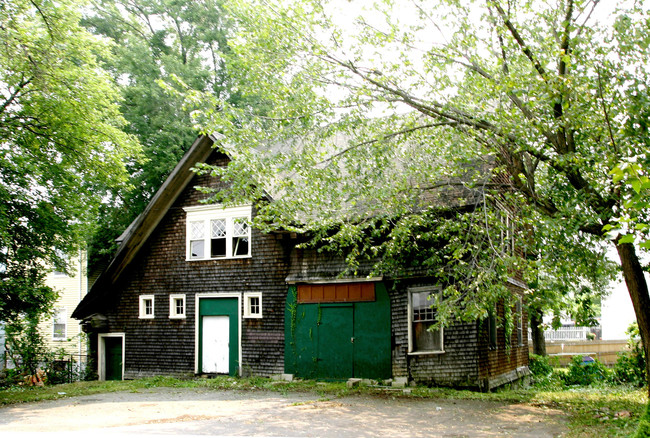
[[529, 354, 554, 377], [563, 355, 611, 386], [528, 354, 565, 389], [614, 323, 646, 386]]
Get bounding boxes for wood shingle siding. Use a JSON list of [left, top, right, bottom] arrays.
[[75, 135, 529, 389], [99, 151, 289, 378]]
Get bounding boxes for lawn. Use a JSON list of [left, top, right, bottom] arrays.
[[0, 376, 646, 437]]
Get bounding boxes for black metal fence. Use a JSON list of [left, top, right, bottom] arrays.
[[2, 352, 93, 384]]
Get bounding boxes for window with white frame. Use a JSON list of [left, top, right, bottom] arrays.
[[516, 296, 524, 346], [184, 205, 252, 260], [408, 286, 444, 354], [139, 295, 154, 319], [244, 292, 262, 318], [52, 308, 67, 340], [169, 294, 186, 319]]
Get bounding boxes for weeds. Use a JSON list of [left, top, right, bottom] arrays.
[[0, 374, 646, 438]]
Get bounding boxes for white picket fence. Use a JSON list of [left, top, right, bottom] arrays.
[[529, 326, 592, 341]]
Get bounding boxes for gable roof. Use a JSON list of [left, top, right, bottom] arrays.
[[72, 134, 217, 319]]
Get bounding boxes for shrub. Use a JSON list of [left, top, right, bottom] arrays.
[[529, 354, 554, 377], [563, 355, 611, 386], [614, 322, 646, 386], [528, 354, 565, 389]]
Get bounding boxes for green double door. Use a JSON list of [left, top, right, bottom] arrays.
[[286, 284, 391, 380]]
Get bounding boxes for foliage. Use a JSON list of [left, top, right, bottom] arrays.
[[3, 316, 49, 379], [563, 355, 612, 387], [615, 323, 647, 387], [0, 0, 140, 321], [176, 0, 641, 332], [529, 354, 554, 378], [82, 0, 245, 272], [634, 403, 650, 438]]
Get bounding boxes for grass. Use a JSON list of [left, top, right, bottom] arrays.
[[0, 376, 647, 437]]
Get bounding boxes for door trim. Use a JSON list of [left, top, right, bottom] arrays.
[[194, 293, 242, 375], [98, 333, 125, 381]]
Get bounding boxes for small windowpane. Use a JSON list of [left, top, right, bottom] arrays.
[[413, 321, 442, 351], [249, 296, 260, 315], [144, 299, 153, 315], [233, 218, 249, 236], [211, 238, 226, 257], [190, 240, 204, 259], [232, 237, 249, 256], [175, 298, 184, 315], [190, 221, 205, 240], [211, 219, 226, 238]]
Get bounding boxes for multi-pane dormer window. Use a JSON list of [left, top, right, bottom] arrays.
[[184, 205, 252, 260]]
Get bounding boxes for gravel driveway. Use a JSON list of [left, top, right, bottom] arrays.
[[0, 387, 566, 437]]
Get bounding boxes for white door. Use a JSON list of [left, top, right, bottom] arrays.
[[202, 315, 230, 373]]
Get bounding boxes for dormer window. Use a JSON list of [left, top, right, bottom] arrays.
[[184, 205, 252, 260]]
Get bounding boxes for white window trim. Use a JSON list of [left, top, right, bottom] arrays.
[[184, 205, 252, 261], [407, 286, 444, 355], [52, 308, 67, 341], [516, 296, 524, 346], [139, 295, 155, 319], [243, 292, 263, 319], [169, 294, 187, 319]]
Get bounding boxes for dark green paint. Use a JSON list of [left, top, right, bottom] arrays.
[[104, 337, 123, 381], [285, 283, 391, 380], [199, 297, 239, 376]]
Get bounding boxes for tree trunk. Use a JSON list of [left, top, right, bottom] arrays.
[[529, 307, 547, 356], [616, 242, 650, 396]]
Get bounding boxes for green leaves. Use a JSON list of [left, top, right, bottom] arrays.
[[0, 0, 141, 321], [188, 0, 647, 330]]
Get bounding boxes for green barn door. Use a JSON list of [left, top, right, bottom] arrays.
[[104, 337, 123, 381], [286, 283, 391, 381], [316, 305, 353, 379]]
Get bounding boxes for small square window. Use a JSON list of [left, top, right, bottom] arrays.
[[244, 293, 262, 318], [169, 294, 186, 319], [139, 295, 155, 319]]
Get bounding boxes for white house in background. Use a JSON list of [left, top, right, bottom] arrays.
[[600, 246, 644, 340], [39, 251, 89, 360]]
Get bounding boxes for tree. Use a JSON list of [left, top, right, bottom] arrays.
[[82, 0, 240, 271], [180, 0, 650, 379], [180, 0, 650, 360], [0, 0, 140, 321]]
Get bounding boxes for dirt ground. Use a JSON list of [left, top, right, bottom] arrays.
[[0, 387, 567, 437]]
